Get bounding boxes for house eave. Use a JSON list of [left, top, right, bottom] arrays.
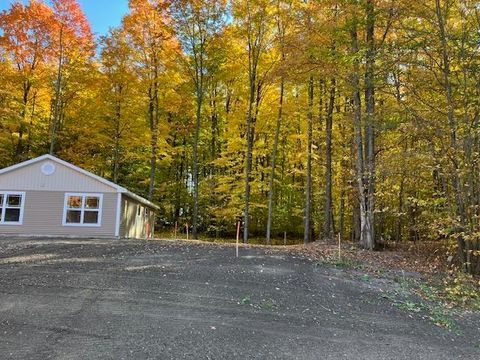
[[121, 191, 160, 211], [0, 154, 160, 212]]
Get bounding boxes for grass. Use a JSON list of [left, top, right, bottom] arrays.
[[261, 298, 279, 310], [383, 274, 480, 330], [238, 295, 279, 311], [360, 274, 371, 283], [239, 295, 251, 305], [416, 274, 480, 313], [316, 256, 364, 270], [317, 251, 479, 330], [382, 281, 458, 329]]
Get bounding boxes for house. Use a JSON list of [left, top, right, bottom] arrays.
[[0, 154, 158, 239]]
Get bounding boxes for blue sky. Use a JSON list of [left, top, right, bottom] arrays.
[[0, 0, 129, 37]]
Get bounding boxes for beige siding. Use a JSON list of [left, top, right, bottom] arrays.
[[0, 191, 117, 237], [0, 159, 116, 193], [120, 195, 155, 239]]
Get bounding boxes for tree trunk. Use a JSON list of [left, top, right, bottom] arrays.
[[324, 77, 336, 240], [243, 67, 256, 244], [25, 91, 37, 157], [316, 80, 324, 238], [395, 171, 405, 242], [304, 76, 314, 244], [148, 66, 160, 201], [50, 27, 64, 156], [435, 0, 467, 269], [192, 85, 203, 239], [243, 21, 263, 244], [16, 80, 31, 160], [210, 86, 219, 166], [148, 119, 158, 201], [362, 0, 376, 250], [266, 78, 284, 244], [113, 93, 122, 183], [350, 14, 374, 250], [339, 183, 345, 242]]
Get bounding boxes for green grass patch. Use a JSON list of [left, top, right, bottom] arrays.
[[261, 298, 278, 310], [316, 256, 364, 270], [383, 287, 458, 329], [384, 273, 480, 330], [239, 295, 251, 305], [413, 273, 480, 312], [360, 274, 371, 283]]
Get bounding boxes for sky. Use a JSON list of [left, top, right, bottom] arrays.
[[0, 0, 129, 37]]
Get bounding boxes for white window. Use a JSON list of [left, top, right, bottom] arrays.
[[0, 191, 25, 225], [63, 193, 103, 227]]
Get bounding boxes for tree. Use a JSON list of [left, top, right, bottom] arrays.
[[346, 0, 378, 250], [266, 0, 292, 244], [234, 0, 275, 243], [0, 0, 479, 273], [100, 28, 144, 183], [123, 0, 178, 200], [49, 0, 94, 155], [304, 75, 314, 244], [172, 0, 227, 239], [0, 0, 54, 161], [323, 77, 336, 240]]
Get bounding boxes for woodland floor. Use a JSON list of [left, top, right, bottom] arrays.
[[0, 237, 479, 360]]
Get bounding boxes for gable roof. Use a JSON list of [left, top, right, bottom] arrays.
[[0, 154, 159, 210]]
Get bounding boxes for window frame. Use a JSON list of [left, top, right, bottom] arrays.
[[0, 191, 26, 225], [62, 193, 103, 227]]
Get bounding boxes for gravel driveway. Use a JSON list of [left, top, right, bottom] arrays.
[[0, 238, 478, 359]]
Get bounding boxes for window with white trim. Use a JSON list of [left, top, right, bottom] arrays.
[[0, 192, 25, 225], [63, 193, 103, 226]]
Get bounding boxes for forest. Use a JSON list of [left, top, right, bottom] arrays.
[[1, 0, 480, 274]]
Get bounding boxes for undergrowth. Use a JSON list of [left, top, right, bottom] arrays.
[[317, 251, 480, 329]]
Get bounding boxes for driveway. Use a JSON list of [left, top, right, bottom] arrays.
[[0, 238, 478, 359]]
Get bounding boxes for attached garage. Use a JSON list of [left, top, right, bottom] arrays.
[[0, 154, 159, 239]]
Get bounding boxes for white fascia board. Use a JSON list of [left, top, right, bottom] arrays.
[[0, 154, 122, 192], [0, 154, 51, 175], [121, 190, 160, 211], [0, 154, 159, 211], [115, 192, 122, 237]]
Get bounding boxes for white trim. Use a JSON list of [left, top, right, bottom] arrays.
[[0, 191, 26, 225], [0, 154, 160, 211], [62, 193, 103, 227], [0, 155, 50, 175], [0, 154, 121, 192], [123, 191, 159, 211], [114, 193, 121, 237]]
